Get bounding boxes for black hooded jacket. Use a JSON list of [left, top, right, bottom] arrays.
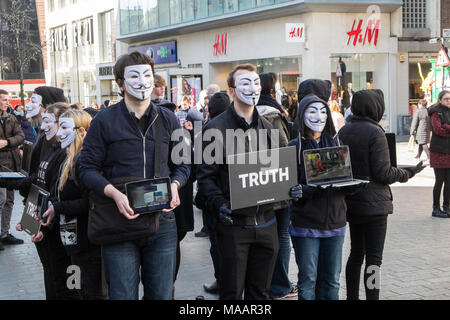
[[292, 79, 332, 139], [429, 104, 450, 154], [339, 90, 410, 222], [196, 104, 276, 226], [288, 94, 347, 231]]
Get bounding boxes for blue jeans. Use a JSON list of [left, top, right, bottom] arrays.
[[269, 208, 292, 298], [292, 235, 345, 300], [102, 211, 177, 300]]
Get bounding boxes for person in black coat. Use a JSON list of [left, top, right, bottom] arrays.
[[39, 109, 107, 300], [339, 89, 424, 300]]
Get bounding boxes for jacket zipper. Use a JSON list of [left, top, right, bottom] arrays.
[[127, 110, 159, 179]]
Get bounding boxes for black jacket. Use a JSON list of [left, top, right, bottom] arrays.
[[429, 104, 450, 154], [79, 100, 191, 196], [53, 154, 94, 255], [289, 94, 347, 231], [339, 90, 410, 222], [196, 104, 276, 226]]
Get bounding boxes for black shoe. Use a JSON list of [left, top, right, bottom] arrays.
[[1, 233, 24, 245], [432, 207, 448, 218], [203, 281, 220, 294], [195, 231, 208, 238]]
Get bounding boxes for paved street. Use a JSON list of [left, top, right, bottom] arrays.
[[0, 142, 449, 300]]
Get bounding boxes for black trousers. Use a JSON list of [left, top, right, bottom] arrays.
[[345, 217, 387, 300], [174, 231, 187, 282], [35, 226, 79, 300], [433, 168, 450, 208], [71, 245, 108, 300], [216, 221, 278, 300]]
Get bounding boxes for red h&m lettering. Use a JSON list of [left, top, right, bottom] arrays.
[[213, 33, 228, 56], [347, 19, 380, 47], [363, 19, 380, 46], [289, 27, 303, 39]]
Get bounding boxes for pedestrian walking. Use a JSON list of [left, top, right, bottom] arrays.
[[410, 99, 431, 161], [429, 90, 450, 218], [339, 89, 424, 300]]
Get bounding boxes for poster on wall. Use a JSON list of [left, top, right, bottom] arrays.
[[170, 76, 202, 106]]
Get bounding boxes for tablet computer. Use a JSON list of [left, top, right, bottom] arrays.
[[20, 184, 50, 236], [125, 178, 172, 214]]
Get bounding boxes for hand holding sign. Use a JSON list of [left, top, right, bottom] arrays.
[[219, 204, 233, 225], [289, 185, 303, 201]]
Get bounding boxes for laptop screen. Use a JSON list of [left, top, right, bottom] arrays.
[[21, 141, 33, 175], [303, 146, 353, 185]]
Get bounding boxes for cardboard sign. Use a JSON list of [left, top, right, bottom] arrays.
[[227, 146, 298, 210]]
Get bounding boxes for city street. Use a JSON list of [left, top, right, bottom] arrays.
[[0, 142, 449, 300]]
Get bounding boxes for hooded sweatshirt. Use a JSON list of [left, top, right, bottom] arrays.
[[288, 94, 347, 235], [291, 79, 332, 139], [339, 89, 410, 222]]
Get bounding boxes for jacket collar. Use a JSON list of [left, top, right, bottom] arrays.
[[230, 103, 260, 130]]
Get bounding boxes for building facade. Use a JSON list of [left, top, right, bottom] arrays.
[[116, 0, 402, 133], [45, 0, 118, 106], [0, 0, 45, 101]]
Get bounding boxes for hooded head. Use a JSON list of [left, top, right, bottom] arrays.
[[34, 86, 67, 107], [297, 79, 332, 103], [208, 92, 230, 119], [295, 94, 336, 139], [186, 108, 204, 123], [351, 89, 385, 123]]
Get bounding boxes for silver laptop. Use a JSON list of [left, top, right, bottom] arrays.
[[303, 145, 369, 188], [0, 141, 33, 178]]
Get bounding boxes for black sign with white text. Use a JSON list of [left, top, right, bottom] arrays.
[[227, 146, 298, 210]]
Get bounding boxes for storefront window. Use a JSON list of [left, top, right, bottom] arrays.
[[330, 53, 390, 130], [170, 0, 181, 24], [256, 0, 274, 6], [120, 0, 130, 34], [143, 0, 159, 29], [170, 75, 203, 106], [100, 10, 114, 63], [209, 0, 223, 16], [159, 0, 170, 27], [182, 0, 195, 21], [195, 0, 208, 19], [224, 0, 238, 13], [239, 0, 254, 10]]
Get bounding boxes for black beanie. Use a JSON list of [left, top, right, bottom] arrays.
[[34, 86, 67, 107], [208, 92, 230, 120]]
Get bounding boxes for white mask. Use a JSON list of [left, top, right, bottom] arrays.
[[304, 102, 328, 133], [124, 64, 154, 100], [57, 117, 76, 149], [25, 93, 42, 119], [234, 73, 261, 106], [41, 113, 58, 141]]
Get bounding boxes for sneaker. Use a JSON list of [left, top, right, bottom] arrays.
[[203, 280, 220, 294], [274, 284, 298, 300], [1, 233, 24, 245], [195, 231, 208, 238], [432, 208, 448, 218]]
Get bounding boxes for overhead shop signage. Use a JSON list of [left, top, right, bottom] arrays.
[[213, 33, 228, 56], [50, 25, 68, 52], [73, 17, 94, 47], [347, 18, 380, 47], [285, 23, 305, 43], [129, 41, 178, 65]]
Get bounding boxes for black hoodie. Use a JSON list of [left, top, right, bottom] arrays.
[[339, 90, 410, 222], [292, 79, 332, 139], [288, 94, 347, 231]]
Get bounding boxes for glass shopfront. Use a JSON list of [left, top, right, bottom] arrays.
[[330, 53, 390, 130], [170, 75, 203, 106]]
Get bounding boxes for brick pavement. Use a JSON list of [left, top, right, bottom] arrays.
[[1, 142, 449, 300]]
